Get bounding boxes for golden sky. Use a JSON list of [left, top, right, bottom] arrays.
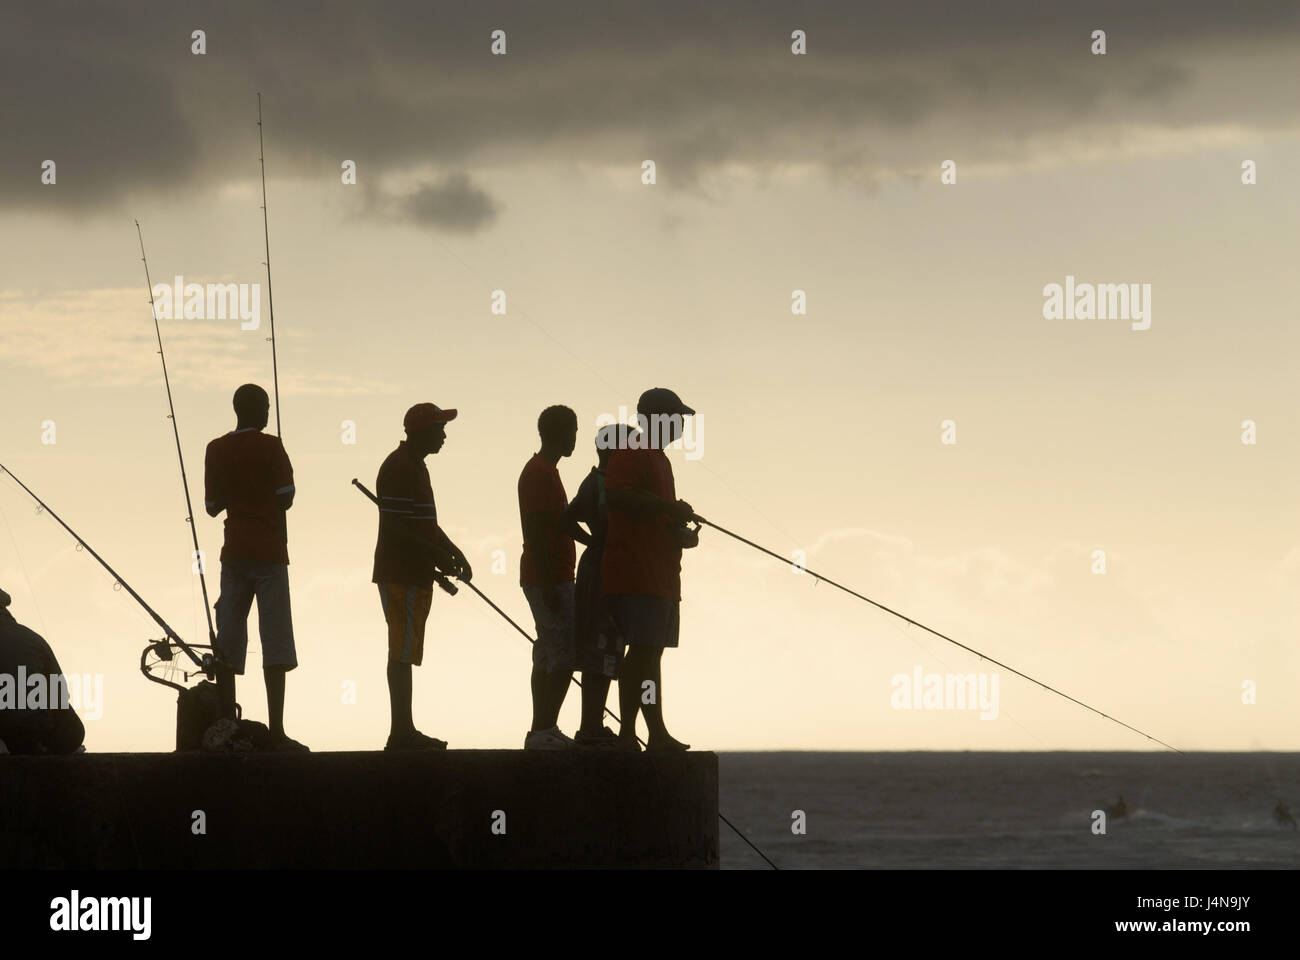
[[1, 1, 1297, 751]]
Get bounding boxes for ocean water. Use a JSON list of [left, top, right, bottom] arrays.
[[717, 752, 1300, 869]]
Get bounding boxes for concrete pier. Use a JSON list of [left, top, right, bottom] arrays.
[[1, 750, 719, 869]]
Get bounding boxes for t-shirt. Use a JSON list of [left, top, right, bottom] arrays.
[[372, 441, 440, 586], [600, 447, 681, 601], [204, 429, 294, 565], [517, 453, 576, 586]]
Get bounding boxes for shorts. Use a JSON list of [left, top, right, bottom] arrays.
[[522, 581, 576, 675], [606, 593, 679, 649], [215, 562, 297, 674], [377, 583, 433, 666]]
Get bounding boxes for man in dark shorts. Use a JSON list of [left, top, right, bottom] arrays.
[[205, 383, 307, 752], [601, 388, 699, 752], [0, 588, 85, 755], [564, 422, 635, 746], [373, 402, 472, 751], [518, 405, 587, 750]]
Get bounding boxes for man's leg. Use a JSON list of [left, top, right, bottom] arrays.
[[255, 564, 303, 748], [638, 601, 688, 751], [526, 584, 575, 733], [264, 665, 287, 738], [387, 659, 413, 738], [617, 644, 645, 745], [578, 672, 613, 735], [380, 584, 440, 749], [214, 564, 255, 720]]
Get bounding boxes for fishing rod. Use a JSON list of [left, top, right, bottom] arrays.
[[257, 92, 281, 437], [691, 513, 1182, 754], [0, 462, 211, 677], [350, 478, 780, 869], [135, 220, 218, 651]]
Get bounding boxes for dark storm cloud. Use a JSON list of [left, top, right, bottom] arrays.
[[0, 0, 1295, 225], [360, 173, 501, 233]]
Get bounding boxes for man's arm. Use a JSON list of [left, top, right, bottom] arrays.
[[273, 442, 295, 512], [562, 479, 595, 547], [434, 526, 472, 581], [606, 486, 693, 522], [203, 443, 226, 517], [522, 512, 557, 587]]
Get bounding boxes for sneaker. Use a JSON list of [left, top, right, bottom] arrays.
[[524, 726, 574, 751], [574, 725, 619, 748], [268, 733, 311, 753], [385, 730, 448, 752]]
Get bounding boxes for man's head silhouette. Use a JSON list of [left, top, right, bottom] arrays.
[[404, 402, 457, 457], [233, 384, 270, 430], [538, 405, 578, 458]]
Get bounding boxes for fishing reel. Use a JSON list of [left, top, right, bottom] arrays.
[[140, 638, 218, 692], [674, 520, 702, 549]]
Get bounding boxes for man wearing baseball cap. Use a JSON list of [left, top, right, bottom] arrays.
[[372, 402, 472, 750], [600, 388, 699, 751]]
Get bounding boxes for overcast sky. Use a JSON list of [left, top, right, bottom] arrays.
[[1, 1, 1297, 752]]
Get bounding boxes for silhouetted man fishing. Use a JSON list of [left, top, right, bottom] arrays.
[[564, 422, 635, 746], [372, 403, 472, 750], [204, 383, 307, 752], [602, 388, 698, 752], [518, 405, 588, 749], [0, 588, 85, 755]]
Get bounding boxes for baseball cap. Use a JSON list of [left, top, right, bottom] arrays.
[[404, 403, 458, 432], [637, 387, 695, 417]]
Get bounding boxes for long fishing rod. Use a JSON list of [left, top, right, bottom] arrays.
[[257, 92, 281, 436], [0, 463, 209, 673], [135, 220, 218, 651], [691, 513, 1181, 754], [350, 477, 780, 869]]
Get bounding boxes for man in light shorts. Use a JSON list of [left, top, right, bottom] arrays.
[[205, 383, 307, 753], [518, 405, 586, 750]]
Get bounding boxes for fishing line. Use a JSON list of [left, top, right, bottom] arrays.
[[692, 513, 1182, 754], [350, 478, 779, 868]]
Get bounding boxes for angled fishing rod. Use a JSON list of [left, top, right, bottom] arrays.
[[257, 92, 282, 436], [691, 514, 1182, 754], [135, 220, 218, 651], [350, 478, 780, 869], [0, 463, 211, 679]]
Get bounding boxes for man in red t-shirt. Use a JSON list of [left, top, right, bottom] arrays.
[[518, 405, 588, 750], [372, 402, 472, 751], [601, 388, 699, 752], [204, 383, 306, 752]]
